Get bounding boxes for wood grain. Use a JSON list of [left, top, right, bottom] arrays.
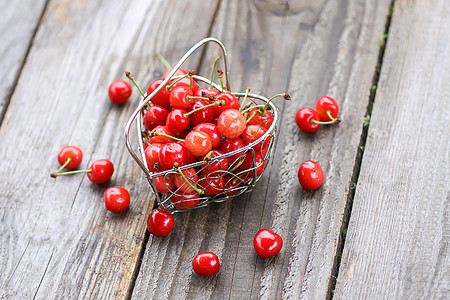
[[132, 0, 392, 299], [0, 0, 47, 122], [334, 0, 450, 298], [0, 0, 219, 298]]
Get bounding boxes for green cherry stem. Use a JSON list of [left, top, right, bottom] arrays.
[[151, 131, 184, 142], [125, 72, 145, 98], [51, 169, 92, 178], [228, 156, 246, 173], [311, 118, 339, 125], [209, 55, 221, 90], [155, 52, 172, 70], [186, 95, 214, 102], [174, 166, 205, 194], [246, 111, 257, 123], [326, 110, 341, 123], [239, 88, 250, 111], [50, 157, 72, 177], [217, 69, 225, 92], [166, 73, 190, 91], [242, 104, 266, 114], [262, 93, 291, 110], [183, 101, 225, 118]]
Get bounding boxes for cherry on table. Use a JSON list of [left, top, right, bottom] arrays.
[[295, 107, 321, 133], [297, 160, 324, 190], [87, 159, 114, 184], [315, 96, 339, 122], [104, 186, 130, 212], [254, 229, 283, 258], [147, 208, 174, 236], [108, 80, 132, 104], [57, 145, 83, 170], [192, 252, 220, 277]]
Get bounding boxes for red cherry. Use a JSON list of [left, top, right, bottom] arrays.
[[166, 109, 189, 133], [143, 105, 169, 131], [315, 96, 339, 121], [220, 137, 246, 164], [202, 150, 229, 175], [242, 125, 269, 151], [168, 76, 198, 92], [176, 141, 196, 164], [194, 87, 220, 98], [170, 86, 194, 109], [148, 126, 176, 144], [174, 168, 199, 194], [108, 80, 132, 104], [144, 143, 163, 171], [247, 108, 274, 130], [297, 160, 324, 190], [193, 123, 221, 149], [214, 92, 240, 117], [192, 252, 220, 277], [238, 152, 265, 178], [158, 143, 188, 169], [198, 174, 224, 195], [254, 229, 283, 258], [295, 107, 320, 133], [87, 159, 114, 184], [162, 68, 188, 79], [223, 175, 242, 196], [154, 173, 175, 193], [104, 186, 130, 212], [147, 79, 171, 107], [188, 99, 215, 127], [217, 109, 247, 139], [170, 192, 200, 209], [184, 131, 212, 157], [147, 209, 174, 236], [57, 145, 83, 170]]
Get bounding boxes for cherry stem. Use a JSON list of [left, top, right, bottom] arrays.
[[239, 88, 251, 111], [262, 93, 291, 110], [126, 72, 151, 108], [325, 110, 341, 123], [228, 156, 246, 173], [186, 95, 215, 102], [183, 101, 224, 118], [174, 166, 205, 194], [209, 55, 221, 90], [51, 157, 72, 178], [311, 116, 340, 125], [51, 169, 92, 178], [155, 52, 172, 70], [166, 74, 189, 91], [241, 104, 265, 114], [217, 69, 225, 92], [152, 131, 184, 142]]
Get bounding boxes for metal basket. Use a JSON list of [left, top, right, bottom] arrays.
[[124, 38, 278, 213]]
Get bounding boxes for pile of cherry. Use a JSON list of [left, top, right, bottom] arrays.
[[50, 56, 341, 277]]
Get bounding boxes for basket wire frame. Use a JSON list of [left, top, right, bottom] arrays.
[[124, 38, 278, 213]]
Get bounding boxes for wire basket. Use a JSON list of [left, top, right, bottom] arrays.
[[124, 38, 278, 213]]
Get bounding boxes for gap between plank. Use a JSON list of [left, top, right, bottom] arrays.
[[0, 0, 51, 127], [125, 2, 223, 299], [326, 1, 396, 299]]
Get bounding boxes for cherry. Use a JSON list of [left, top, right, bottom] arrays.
[[193, 123, 221, 149], [223, 175, 243, 196], [217, 109, 247, 139], [184, 130, 212, 157], [143, 104, 169, 131], [246, 108, 274, 130], [297, 160, 324, 190], [202, 150, 229, 175], [158, 142, 188, 169], [57, 145, 83, 170], [154, 173, 175, 193], [254, 229, 283, 258], [177, 141, 196, 164], [315, 96, 339, 121], [146, 79, 171, 107], [198, 174, 224, 195], [162, 68, 188, 79], [148, 126, 176, 144], [242, 124, 269, 151], [188, 99, 215, 127], [108, 80, 132, 104], [238, 152, 264, 178], [220, 137, 245, 164], [194, 87, 220, 98], [295, 107, 320, 133], [170, 85, 194, 109], [144, 143, 163, 171], [86, 159, 114, 183], [192, 252, 220, 277], [147, 208, 174, 236], [166, 109, 190, 133], [214, 92, 240, 117], [170, 191, 200, 209], [174, 168, 199, 194], [104, 186, 130, 212]]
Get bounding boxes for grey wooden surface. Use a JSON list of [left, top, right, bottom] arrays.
[[0, 0, 448, 299], [334, 0, 450, 298], [132, 0, 391, 299]]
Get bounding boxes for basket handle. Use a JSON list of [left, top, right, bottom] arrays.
[[124, 37, 231, 178]]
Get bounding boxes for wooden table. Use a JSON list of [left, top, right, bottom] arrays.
[[1, 0, 448, 299]]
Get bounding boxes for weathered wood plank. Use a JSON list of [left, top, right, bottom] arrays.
[[132, 0, 391, 299], [334, 0, 450, 298], [0, 0, 219, 298], [0, 0, 47, 122]]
